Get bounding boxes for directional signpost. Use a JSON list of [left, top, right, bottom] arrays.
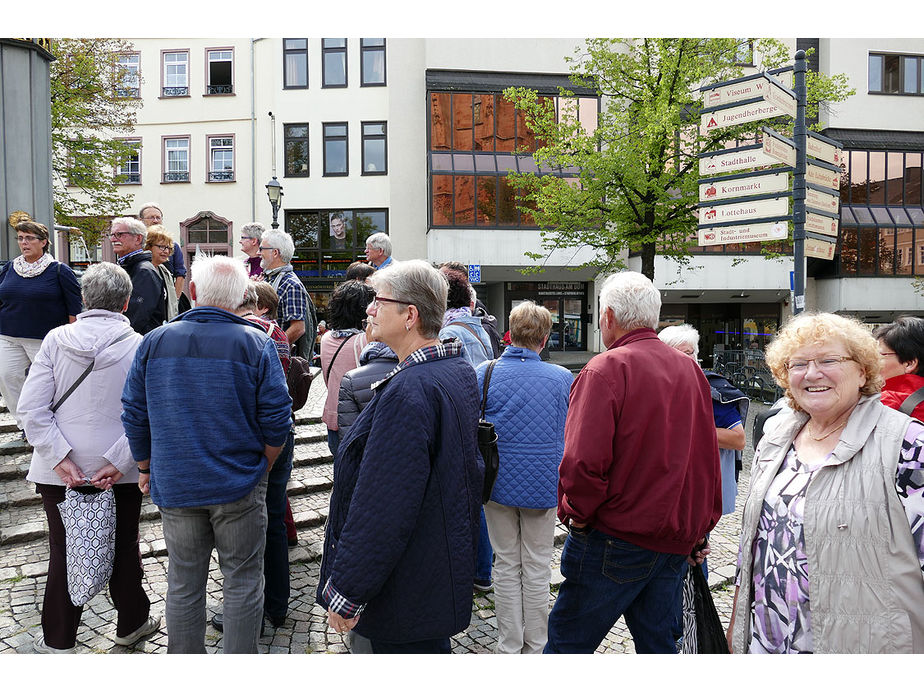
[[698, 55, 843, 315]]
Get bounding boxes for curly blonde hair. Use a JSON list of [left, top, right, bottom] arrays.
[[765, 312, 883, 413]]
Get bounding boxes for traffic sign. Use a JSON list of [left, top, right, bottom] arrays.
[[806, 132, 844, 166], [699, 196, 790, 225], [761, 127, 796, 167], [805, 186, 840, 215], [805, 211, 839, 237], [805, 236, 836, 260], [698, 144, 780, 176], [698, 219, 789, 246], [806, 162, 841, 191], [699, 170, 790, 202], [700, 97, 787, 135], [468, 264, 481, 283]]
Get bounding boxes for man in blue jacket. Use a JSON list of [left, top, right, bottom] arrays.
[[122, 255, 292, 653]]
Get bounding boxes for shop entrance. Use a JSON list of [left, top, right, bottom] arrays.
[[505, 282, 588, 352]]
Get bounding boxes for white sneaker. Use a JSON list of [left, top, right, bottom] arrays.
[[33, 634, 75, 654], [113, 615, 161, 647]]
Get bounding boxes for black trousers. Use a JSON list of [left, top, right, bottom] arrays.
[[37, 483, 150, 649]]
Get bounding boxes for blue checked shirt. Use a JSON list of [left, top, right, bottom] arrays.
[[267, 267, 308, 329]]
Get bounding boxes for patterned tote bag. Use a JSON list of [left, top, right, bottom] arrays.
[[57, 487, 117, 606]]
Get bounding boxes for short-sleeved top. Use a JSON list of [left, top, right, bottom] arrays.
[[714, 400, 743, 431], [0, 261, 82, 339], [739, 421, 924, 653], [166, 242, 186, 278]]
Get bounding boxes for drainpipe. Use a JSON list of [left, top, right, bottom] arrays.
[[250, 39, 265, 222]]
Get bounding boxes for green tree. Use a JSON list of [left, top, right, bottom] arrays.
[[50, 38, 142, 250], [504, 38, 854, 281]]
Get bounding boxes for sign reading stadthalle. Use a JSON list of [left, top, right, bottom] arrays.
[[698, 145, 780, 176], [699, 171, 790, 202]]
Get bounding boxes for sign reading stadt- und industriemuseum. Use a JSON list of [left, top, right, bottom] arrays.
[[698, 220, 789, 246], [699, 171, 790, 202]]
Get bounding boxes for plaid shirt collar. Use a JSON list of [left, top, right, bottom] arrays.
[[371, 338, 463, 391]]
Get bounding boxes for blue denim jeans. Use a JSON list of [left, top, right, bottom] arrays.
[[160, 474, 268, 653], [264, 429, 294, 623], [544, 528, 686, 654], [327, 428, 340, 459], [475, 508, 493, 584]]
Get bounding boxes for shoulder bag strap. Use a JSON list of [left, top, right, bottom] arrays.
[[480, 359, 497, 421], [899, 386, 924, 416], [449, 321, 490, 357], [51, 330, 134, 413], [325, 334, 354, 383]]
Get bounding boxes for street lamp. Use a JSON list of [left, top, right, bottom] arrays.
[[265, 176, 283, 229]]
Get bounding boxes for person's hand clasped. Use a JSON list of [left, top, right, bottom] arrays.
[[90, 463, 123, 491], [687, 538, 711, 566], [327, 608, 359, 635], [53, 456, 85, 488]]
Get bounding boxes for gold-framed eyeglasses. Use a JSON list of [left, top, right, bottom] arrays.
[[786, 355, 853, 372]]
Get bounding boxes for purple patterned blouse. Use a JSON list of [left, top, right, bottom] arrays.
[[739, 421, 924, 654]]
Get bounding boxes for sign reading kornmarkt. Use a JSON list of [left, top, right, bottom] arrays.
[[699, 196, 790, 225], [698, 144, 780, 176], [697, 219, 789, 246], [699, 171, 790, 202]]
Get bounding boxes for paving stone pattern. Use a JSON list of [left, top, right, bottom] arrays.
[[0, 382, 762, 654]]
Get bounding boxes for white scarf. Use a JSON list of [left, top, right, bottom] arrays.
[[13, 253, 54, 278]]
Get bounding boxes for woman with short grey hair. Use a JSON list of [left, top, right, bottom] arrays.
[[20, 261, 160, 653]]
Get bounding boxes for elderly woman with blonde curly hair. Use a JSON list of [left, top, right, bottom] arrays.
[[727, 312, 924, 654]]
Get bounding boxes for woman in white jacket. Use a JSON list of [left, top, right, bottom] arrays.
[[20, 262, 160, 653]]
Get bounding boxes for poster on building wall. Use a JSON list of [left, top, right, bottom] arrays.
[[329, 212, 348, 249]]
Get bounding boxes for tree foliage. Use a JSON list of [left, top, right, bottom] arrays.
[[50, 38, 142, 249], [503, 38, 855, 281]]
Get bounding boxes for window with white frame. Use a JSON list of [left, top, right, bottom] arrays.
[[322, 39, 347, 88], [360, 39, 386, 86], [206, 49, 233, 94], [208, 136, 234, 182], [164, 137, 190, 182], [284, 38, 308, 89], [163, 51, 189, 96], [114, 53, 140, 98], [116, 139, 141, 184]]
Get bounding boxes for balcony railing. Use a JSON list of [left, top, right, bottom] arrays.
[[163, 171, 190, 183], [162, 86, 189, 97], [207, 84, 233, 95], [208, 170, 234, 182]]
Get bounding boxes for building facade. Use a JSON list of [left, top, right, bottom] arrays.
[[56, 37, 924, 359]]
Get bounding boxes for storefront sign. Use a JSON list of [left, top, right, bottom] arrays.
[[699, 171, 790, 202], [699, 196, 790, 225], [698, 220, 789, 246]]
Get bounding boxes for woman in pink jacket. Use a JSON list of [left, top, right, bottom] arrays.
[[320, 280, 374, 458]]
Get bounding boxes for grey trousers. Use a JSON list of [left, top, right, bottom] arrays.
[[160, 475, 268, 653]]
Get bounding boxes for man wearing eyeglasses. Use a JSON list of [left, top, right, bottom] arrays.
[[259, 229, 317, 359], [139, 203, 185, 298], [239, 222, 266, 278], [109, 217, 167, 335]]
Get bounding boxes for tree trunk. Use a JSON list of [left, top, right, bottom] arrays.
[[640, 241, 656, 281]]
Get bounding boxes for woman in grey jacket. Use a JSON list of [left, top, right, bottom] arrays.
[[20, 262, 160, 653]]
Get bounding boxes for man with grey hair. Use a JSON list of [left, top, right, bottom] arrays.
[[239, 222, 266, 278], [364, 232, 394, 270], [109, 217, 166, 335], [260, 228, 316, 359], [544, 271, 721, 654], [122, 255, 292, 653]]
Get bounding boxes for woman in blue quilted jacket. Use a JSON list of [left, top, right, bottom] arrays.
[[475, 301, 573, 653]]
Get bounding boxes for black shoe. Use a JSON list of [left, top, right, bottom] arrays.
[[211, 612, 265, 636], [265, 612, 286, 629], [287, 536, 298, 547]]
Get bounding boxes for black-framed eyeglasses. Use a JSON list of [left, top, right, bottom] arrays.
[[361, 319, 369, 329], [370, 296, 412, 309], [259, 246, 277, 252], [16, 235, 40, 242], [109, 231, 133, 238], [153, 244, 172, 252]]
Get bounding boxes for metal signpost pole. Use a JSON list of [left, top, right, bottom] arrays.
[[792, 50, 807, 315]]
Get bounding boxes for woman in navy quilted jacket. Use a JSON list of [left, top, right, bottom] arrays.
[[475, 301, 573, 653]]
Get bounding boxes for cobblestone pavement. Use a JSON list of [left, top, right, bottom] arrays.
[[0, 377, 763, 655]]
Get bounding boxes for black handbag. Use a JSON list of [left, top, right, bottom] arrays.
[[478, 360, 499, 504], [681, 561, 729, 654]]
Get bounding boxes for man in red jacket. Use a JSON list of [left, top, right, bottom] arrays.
[[544, 271, 721, 654]]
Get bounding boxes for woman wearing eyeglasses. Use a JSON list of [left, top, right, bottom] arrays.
[[0, 220, 82, 450], [728, 312, 924, 654], [143, 226, 179, 321], [317, 260, 483, 654], [873, 316, 924, 420]]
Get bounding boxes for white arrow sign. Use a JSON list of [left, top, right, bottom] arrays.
[[806, 187, 840, 215], [762, 132, 796, 167], [699, 197, 790, 225], [805, 236, 836, 260], [701, 99, 787, 135], [699, 171, 790, 202], [698, 220, 789, 246], [699, 146, 781, 176], [807, 133, 844, 166], [806, 163, 841, 191], [806, 212, 840, 237], [764, 81, 797, 118], [702, 74, 772, 109]]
